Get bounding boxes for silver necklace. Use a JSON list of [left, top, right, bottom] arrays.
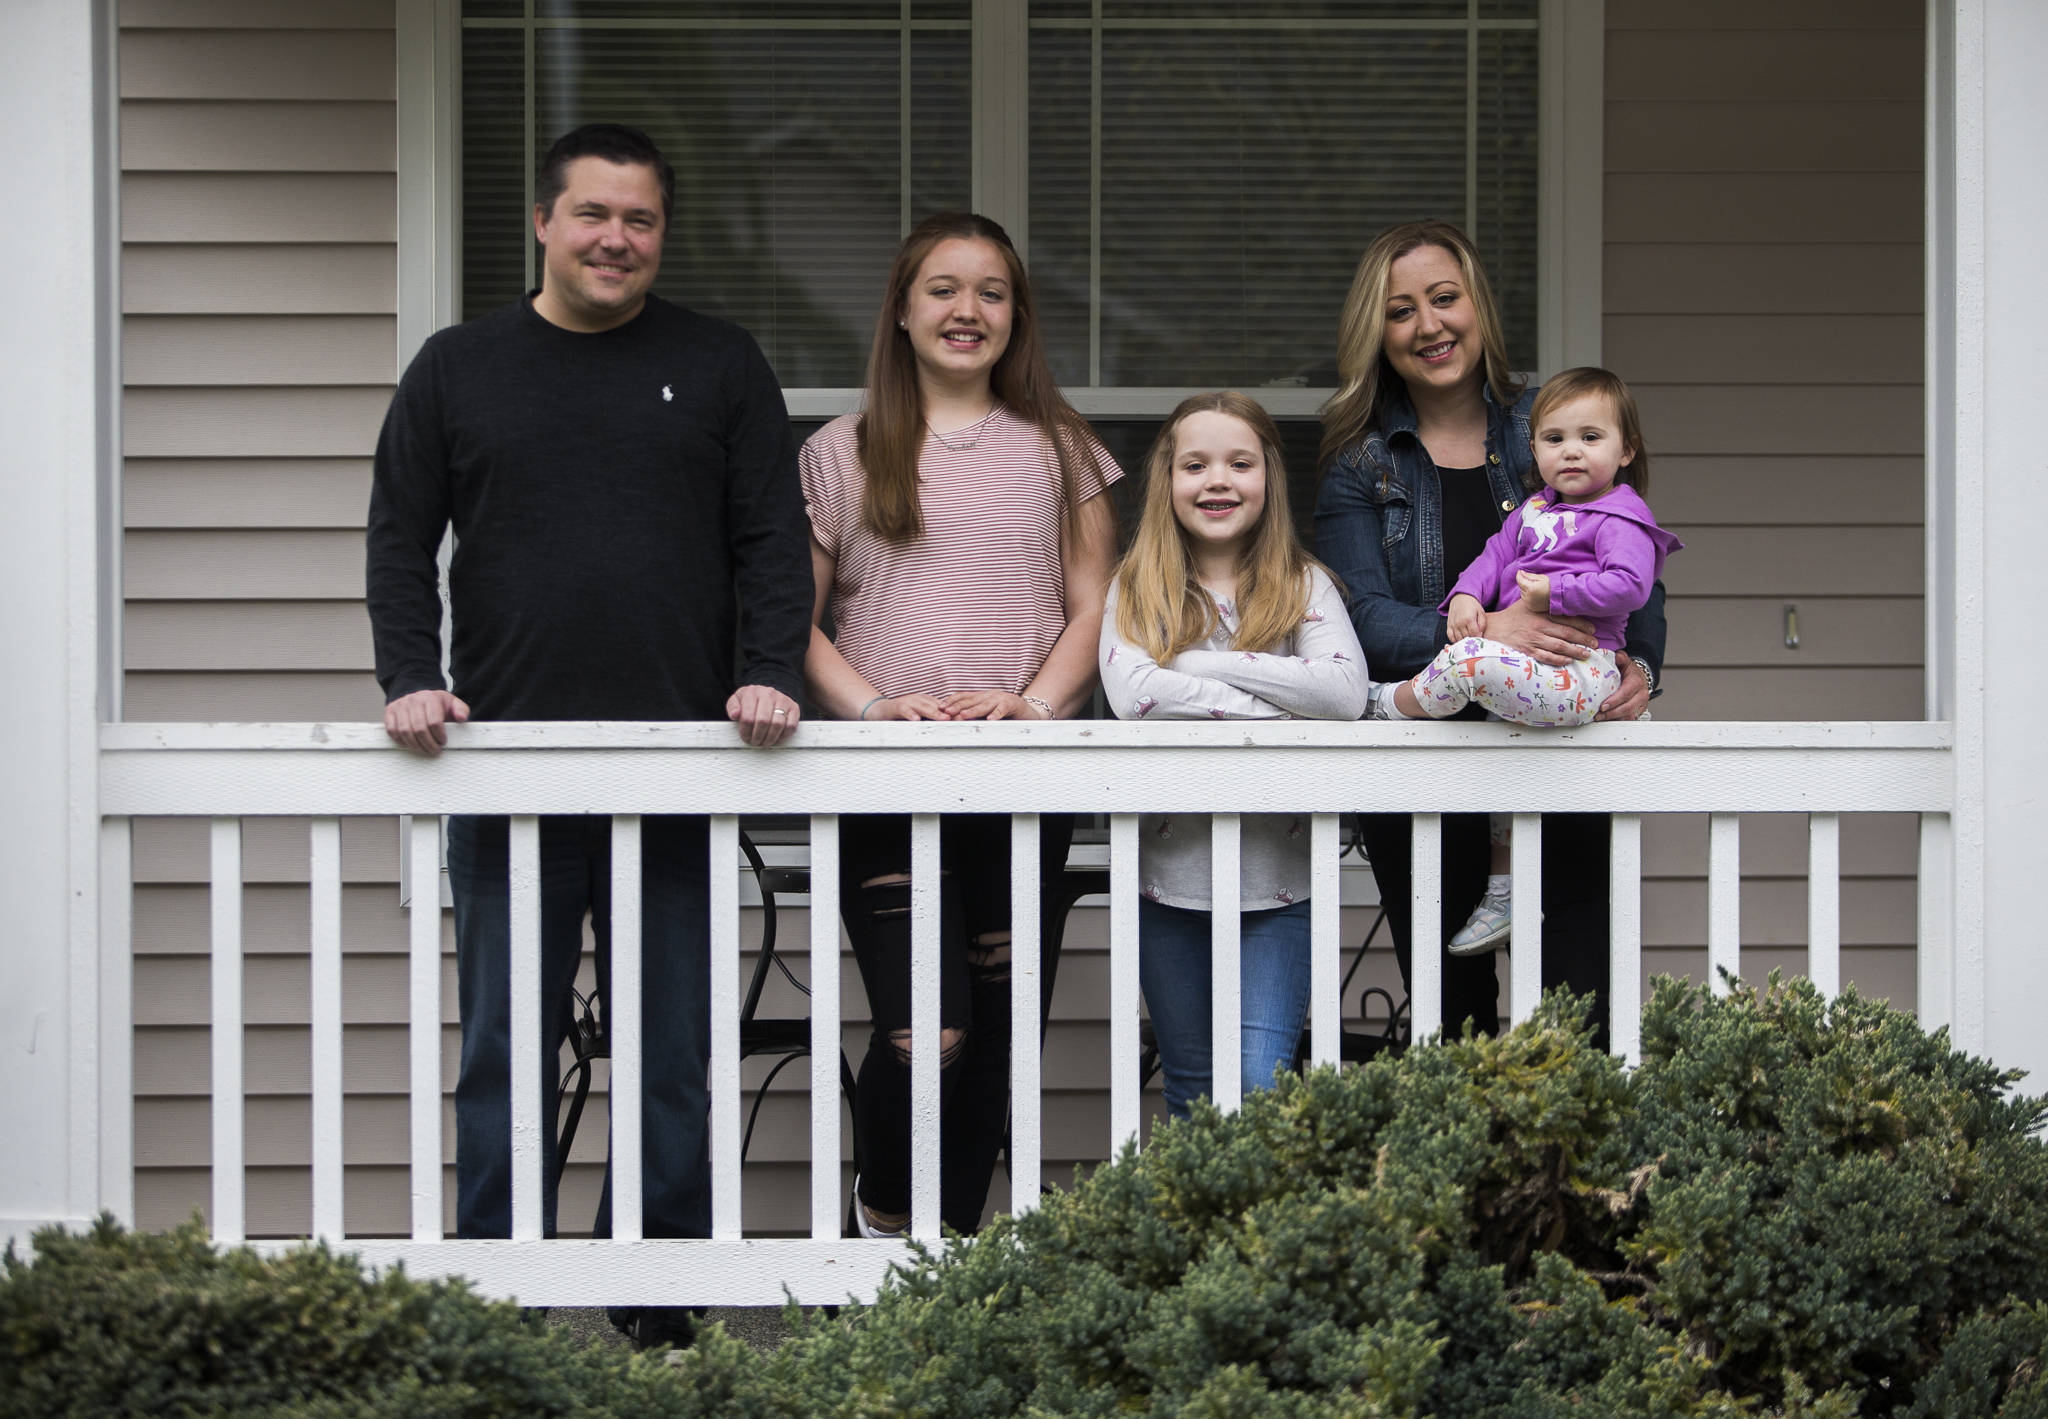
[[927, 407, 997, 451]]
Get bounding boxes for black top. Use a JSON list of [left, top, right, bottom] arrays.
[[365, 294, 813, 722], [1437, 463, 1497, 597]]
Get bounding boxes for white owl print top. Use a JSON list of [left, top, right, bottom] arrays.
[[1097, 567, 1368, 910]]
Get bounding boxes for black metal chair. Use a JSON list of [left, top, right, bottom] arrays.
[[553, 829, 859, 1196]]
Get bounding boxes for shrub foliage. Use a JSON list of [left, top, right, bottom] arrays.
[[6, 976, 2047, 1417]]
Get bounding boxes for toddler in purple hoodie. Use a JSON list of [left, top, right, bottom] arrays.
[[1372, 367, 1681, 955]]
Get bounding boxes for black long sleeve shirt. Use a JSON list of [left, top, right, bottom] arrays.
[[366, 294, 812, 722]]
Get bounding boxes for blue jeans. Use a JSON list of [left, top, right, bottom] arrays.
[[1138, 897, 1313, 1120], [445, 814, 710, 1240]]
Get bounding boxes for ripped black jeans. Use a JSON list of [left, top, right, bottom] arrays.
[[838, 813, 1075, 1234]]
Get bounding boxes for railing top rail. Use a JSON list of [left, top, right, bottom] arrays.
[[102, 719, 1953, 753], [98, 720, 1956, 818]]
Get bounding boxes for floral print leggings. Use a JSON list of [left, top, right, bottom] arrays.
[[1411, 637, 1620, 727]]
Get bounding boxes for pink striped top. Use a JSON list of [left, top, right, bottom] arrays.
[[801, 406, 1122, 702]]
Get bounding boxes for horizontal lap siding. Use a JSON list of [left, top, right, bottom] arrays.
[[1603, 2, 1925, 1004], [118, 4, 406, 1235]]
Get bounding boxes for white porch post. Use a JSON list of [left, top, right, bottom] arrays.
[[0, 0, 118, 1246], [1942, 0, 2048, 1083]]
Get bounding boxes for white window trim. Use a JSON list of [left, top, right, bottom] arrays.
[[1538, 0, 1603, 375], [403, 1, 1603, 421], [395, 0, 463, 909]]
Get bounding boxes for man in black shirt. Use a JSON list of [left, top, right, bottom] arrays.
[[366, 124, 811, 1348]]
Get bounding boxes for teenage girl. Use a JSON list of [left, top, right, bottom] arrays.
[[1099, 392, 1369, 1119], [801, 213, 1121, 1238], [1372, 366, 1680, 954]]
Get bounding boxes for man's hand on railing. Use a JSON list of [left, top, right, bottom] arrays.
[[384, 689, 470, 756], [728, 684, 803, 747]]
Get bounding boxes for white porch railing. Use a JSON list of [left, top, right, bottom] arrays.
[[96, 719, 1954, 1306]]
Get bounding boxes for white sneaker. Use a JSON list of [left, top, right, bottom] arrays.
[[1448, 892, 1513, 956]]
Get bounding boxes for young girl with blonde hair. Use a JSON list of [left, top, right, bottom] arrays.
[[1100, 391, 1368, 1118]]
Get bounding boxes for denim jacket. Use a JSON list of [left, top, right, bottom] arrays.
[[1313, 383, 1668, 686]]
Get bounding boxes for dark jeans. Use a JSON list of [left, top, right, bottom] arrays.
[[838, 812, 1075, 1234], [445, 813, 711, 1240], [1357, 811, 1612, 1052]]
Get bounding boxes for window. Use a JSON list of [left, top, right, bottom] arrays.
[[461, 2, 972, 387], [1027, 1, 1538, 392], [456, 0, 1546, 426]]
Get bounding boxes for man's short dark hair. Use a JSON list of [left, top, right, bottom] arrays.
[[534, 123, 675, 226]]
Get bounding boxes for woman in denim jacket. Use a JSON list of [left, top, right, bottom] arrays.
[[1312, 220, 1667, 1049]]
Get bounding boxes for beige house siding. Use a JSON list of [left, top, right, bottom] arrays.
[[120, 0, 1927, 1239], [1604, 0, 1925, 1010], [119, 0, 405, 1233]]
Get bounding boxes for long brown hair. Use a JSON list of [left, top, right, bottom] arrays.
[[1530, 366, 1652, 498], [1114, 391, 1331, 661], [1318, 219, 1523, 472], [855, 213, 1097, 543]]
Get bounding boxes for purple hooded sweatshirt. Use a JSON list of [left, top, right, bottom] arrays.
[[1439, 484, 1682, 651]]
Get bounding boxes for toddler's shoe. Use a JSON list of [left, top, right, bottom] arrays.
[[1448, 891, 1513, 956]]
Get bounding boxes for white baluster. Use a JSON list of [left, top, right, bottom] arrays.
[[99, 817, 135, 1225], [210, 818, 244, 1243], [1608, 814, 1643, 1066], [610, 815, 643, 1242], [909, 813, 941, 1240], [407, 816, 443, 1239], [1509, 812, 1542, 1026], [1708, 813, 1741, 994], [1109, 813, 1141, 1151], [1009, 814, 1043, 1213], [1409, 814, 1442, 1043], [709, 815, 742, 1240], [1807, 812, 1840, 999], [509, 816, 543, 1241], [1308, 815, 1341, 1069], [809, 815, 842, 1239], [309, 817, 344, 1242], [1210, 814, 1242, 1112]]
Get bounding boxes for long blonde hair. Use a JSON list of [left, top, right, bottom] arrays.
[[1318, 219, 1523, 472], [855, 212, 1096, 543], [1115, 392, 1331, 662]]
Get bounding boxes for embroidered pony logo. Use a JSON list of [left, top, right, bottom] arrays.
[[1521, 498, 1579, 555]]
